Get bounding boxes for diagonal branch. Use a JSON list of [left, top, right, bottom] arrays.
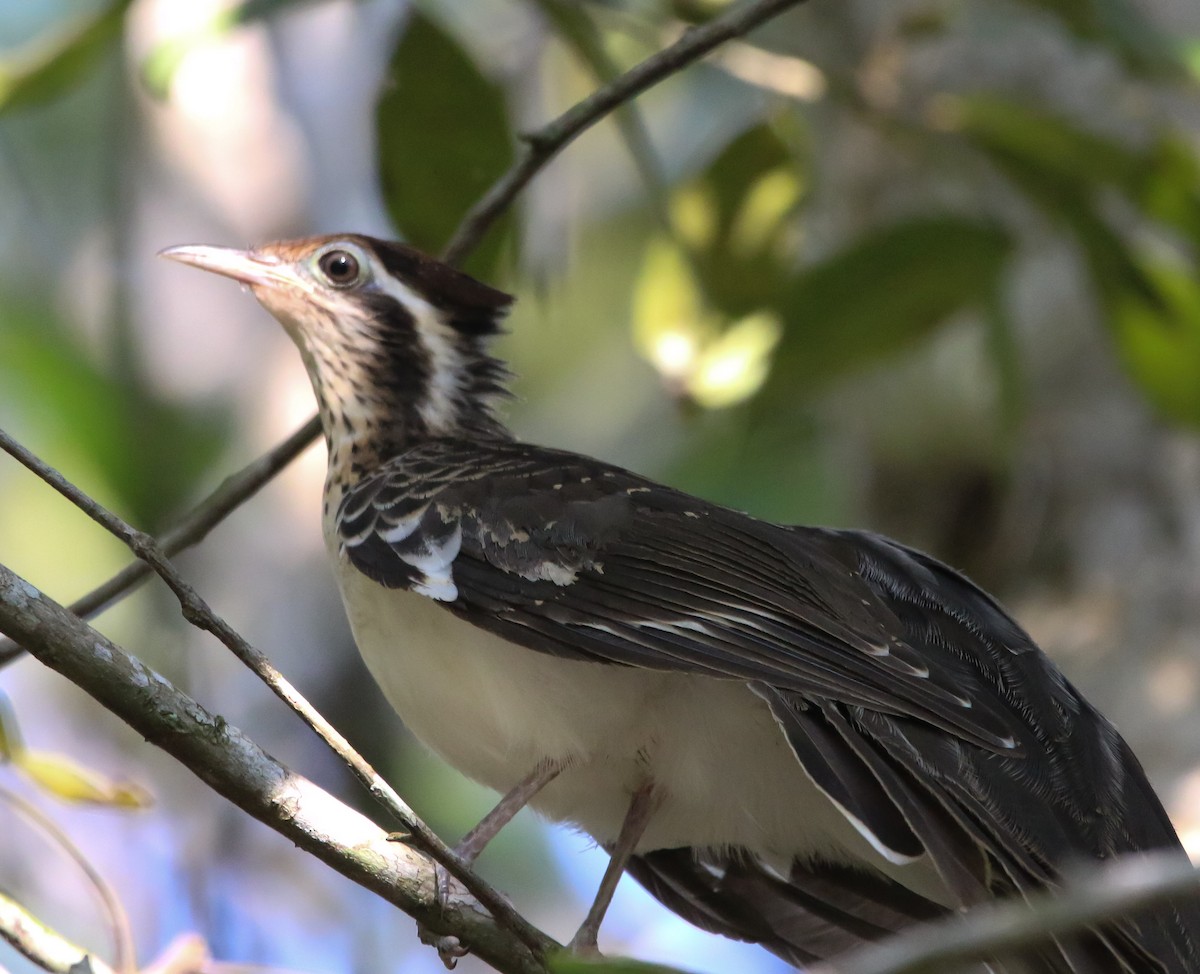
[[0, 561, 557, 974], [0, 414, 322, 669], [0, 889, 119, 974], [440, 0, 808, 265], [0, 427, 546, 960]]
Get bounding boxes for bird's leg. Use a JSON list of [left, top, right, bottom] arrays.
[[420, 760, 564, 969], [568, 782, 659, 955], [454, 758, 563, 864]]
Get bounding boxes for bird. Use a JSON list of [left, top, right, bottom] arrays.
[[162, 234, 1200, 972]]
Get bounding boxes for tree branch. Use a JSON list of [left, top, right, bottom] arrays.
[[0, 889, 118, 974], [0, 783, 133, 973], [815, 852, 1200, 974], [0, 427, 545, 959], [0, 414, 323, 669], [0, 561, 556, 974], [440, 0, 808, 265]]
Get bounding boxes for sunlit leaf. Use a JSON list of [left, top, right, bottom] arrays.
[[676, 122, 802, 316], [376, 12, 515, 277], [0, 0, 132, 114], [632, 239, 709, 382], [764, 216, 1013, 393], [142, 0, 316, 99], [689, 312, 781, 408], [13, 751, 152, 809]]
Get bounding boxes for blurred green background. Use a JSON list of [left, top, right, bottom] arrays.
[[1, 0, 1199, 971]]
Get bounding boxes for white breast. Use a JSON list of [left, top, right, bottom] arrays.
[[331, 552, 954, 905]]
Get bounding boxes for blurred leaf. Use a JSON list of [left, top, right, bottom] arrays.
[[633, 239, 709, 380], [1138, 135, 1200, 249], [377, 12, 515, 277], [949, 95, 1142, 190], [951, 94, 1200, 425], [13, 751, 153, 808], [676, 123, 800, 316], [1010, 0, 1185, 78], [632, 240, 780, 408], [764, 216, 1013, 394], [1, 301, 230, 530], [0, 0, 131, 114], [954, 96, 1196, 286], [0, 695, 21, 760], [1112, 259, 1200, 428], [1187, 39, 1200, 82], [689, 312, 781, 408], [142, 0, 317, 99], [953, 97, 1200, 249], [0, 699, 151, 808]]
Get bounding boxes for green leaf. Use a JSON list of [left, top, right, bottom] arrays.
[[674, 122, 802, 316], [0, 0, 132, 114], [951, 96, 1143, 191], [0, 300, 231, 530], [953, 97, 1200, 252], [15, 751, 153, 808], [1112, 259, 1200, 428], [376, 12, 515, 277], [763, 216, 1013, 393], [952, 94, 1199, 300]]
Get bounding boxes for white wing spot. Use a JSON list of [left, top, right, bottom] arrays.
[[515, 560, 579, 585], [379, 513, 423, 544], [402, 525, 463, 574], [414, 575, 458, 602]]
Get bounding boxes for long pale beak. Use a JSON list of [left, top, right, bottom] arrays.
[[158, 244, 291, 289]]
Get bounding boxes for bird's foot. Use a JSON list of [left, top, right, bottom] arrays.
[[565, 927, 605, 958], [418, 865, 483, 967], [418, 927, 469, 970]]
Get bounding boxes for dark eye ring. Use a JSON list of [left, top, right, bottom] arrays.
[[317, 249, 361, 288]]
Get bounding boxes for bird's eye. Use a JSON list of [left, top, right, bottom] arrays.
[[317, 249, 362, 288]]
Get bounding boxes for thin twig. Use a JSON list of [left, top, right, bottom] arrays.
[[0, 784, 131, 974], [0, 428, 546, 960], [440, 0, 809, 265], [0, 563, 556, 974], [0, 889, 118, 974], [814, 852, 1200, 974], [0, 415, 323, 669]]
